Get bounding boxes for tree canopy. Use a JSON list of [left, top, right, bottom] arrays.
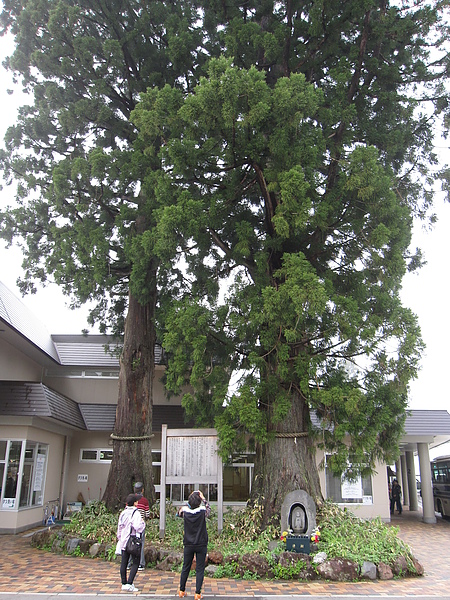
[[133, 1, 449, 518], [0, 0, 215, 507], [1, 0, 449, 519]]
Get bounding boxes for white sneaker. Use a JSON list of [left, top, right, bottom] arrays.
[[128, 584, 139, 592], [122, 584, 131, 591]]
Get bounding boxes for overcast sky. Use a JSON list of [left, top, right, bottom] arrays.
[[0, 31, 449, 419]]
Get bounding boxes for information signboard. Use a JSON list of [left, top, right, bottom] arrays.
[[159, 425, 223, 537]]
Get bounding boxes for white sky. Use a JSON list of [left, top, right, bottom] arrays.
[[0, 31, 449, 420]]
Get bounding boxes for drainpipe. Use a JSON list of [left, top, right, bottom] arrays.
[[58, 435, 70, 519]]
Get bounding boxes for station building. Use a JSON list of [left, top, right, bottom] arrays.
[[1, 281, 449, 533]]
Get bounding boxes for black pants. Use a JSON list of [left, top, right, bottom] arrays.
[[390, 496, 402, 513], [121, 549, 139, 585], [179, 545, 207, 594]]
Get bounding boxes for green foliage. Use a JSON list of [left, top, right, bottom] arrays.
[[62, 501, 118, 544], [317, 501, 415, 568], [37, 500, 418, 580], [213, 561, 240, 579], [271, 557, 307, 580]]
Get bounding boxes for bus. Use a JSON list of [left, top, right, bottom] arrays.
[[430, 456, 450, 518]]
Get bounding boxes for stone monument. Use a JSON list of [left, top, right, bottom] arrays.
[[280, 489, 316, 538]]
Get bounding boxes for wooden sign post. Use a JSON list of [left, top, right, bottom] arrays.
[[159, 425, 223, 537]]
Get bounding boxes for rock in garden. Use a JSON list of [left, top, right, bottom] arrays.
[[205, 564, 219, 576], [410, 557, 424, 576], [312, 551, 327, 564], [361, 561, 377, 580], [144, 544, 159, 565], [66, 538, 82, 553], [207, 550, 224, 564], [392, 555, 409, 576], [31, 529, 54, 547], [78, 540, 94, 554], [235, 553, 270, 578], [154, 551, 183, 570], [316, 557, 359, 582], [88, 542, 102, 557], [377, 562, 394, 580]]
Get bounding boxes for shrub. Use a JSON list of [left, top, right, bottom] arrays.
[[316, 500, 415, 568], [63, 500, 118, 544], [50, 498, 417, 579]]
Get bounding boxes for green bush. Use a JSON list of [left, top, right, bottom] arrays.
[[63, 500, 118, 544], [55, 498, 416, 577], [316, 500, 415, 568], [271, 557, 307, 579]]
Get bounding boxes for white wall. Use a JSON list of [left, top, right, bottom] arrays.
[[0, 338, 43, 381], [316, 448, 391, 521]]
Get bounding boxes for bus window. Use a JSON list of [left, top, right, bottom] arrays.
[[430, 456, 450, 518]]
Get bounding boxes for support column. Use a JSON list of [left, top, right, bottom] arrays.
[[406, 450, 419, 511], [400, 454, 409, 506], [417, 442, 436, 524], [394, 458, 401, 508]]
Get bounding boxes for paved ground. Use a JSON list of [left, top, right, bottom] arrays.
[[0, 509, 449, 597]]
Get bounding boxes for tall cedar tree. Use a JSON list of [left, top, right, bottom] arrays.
[[132, 0, 449, 526], [0, 1, 448, 523], [0, 0, 213, 509]]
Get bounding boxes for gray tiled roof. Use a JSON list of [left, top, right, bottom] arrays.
[[79, 404, 117, 431], [0, 282, 164, 368], [0, 281, 60, 362], [310, 408, 450, 441], [0, 381, 85, 429], [52, 335, 121, 367], [404, 410, 450, 435], [51, 335, 163, 367], [77, 403, 194, 432]]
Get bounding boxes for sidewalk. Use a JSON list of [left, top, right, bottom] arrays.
[[0, 509, 449, 596]]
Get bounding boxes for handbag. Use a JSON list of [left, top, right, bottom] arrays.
[[125, 509, 142, 556], [126, 533, 142, 556]]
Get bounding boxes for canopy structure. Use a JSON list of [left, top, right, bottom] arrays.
[[395, 410, 450, 523]]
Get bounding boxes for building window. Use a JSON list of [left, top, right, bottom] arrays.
[[0, 440, 48, 510], [80, 449, 113, 463], [325, 456, 373, 504], [46, 369, 119, 379]]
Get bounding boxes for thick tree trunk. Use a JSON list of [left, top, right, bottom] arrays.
[[103, 286, 157, 511], [251, 389, 322, 529]]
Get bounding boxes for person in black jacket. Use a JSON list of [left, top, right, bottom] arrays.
[[177, 490, 210, 600], [391, 479, 402, 514]]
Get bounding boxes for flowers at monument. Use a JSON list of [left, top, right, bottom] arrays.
[[311, 526, 321, 543]]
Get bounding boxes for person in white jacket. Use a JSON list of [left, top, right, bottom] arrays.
[[115, 494, 145, 592]]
